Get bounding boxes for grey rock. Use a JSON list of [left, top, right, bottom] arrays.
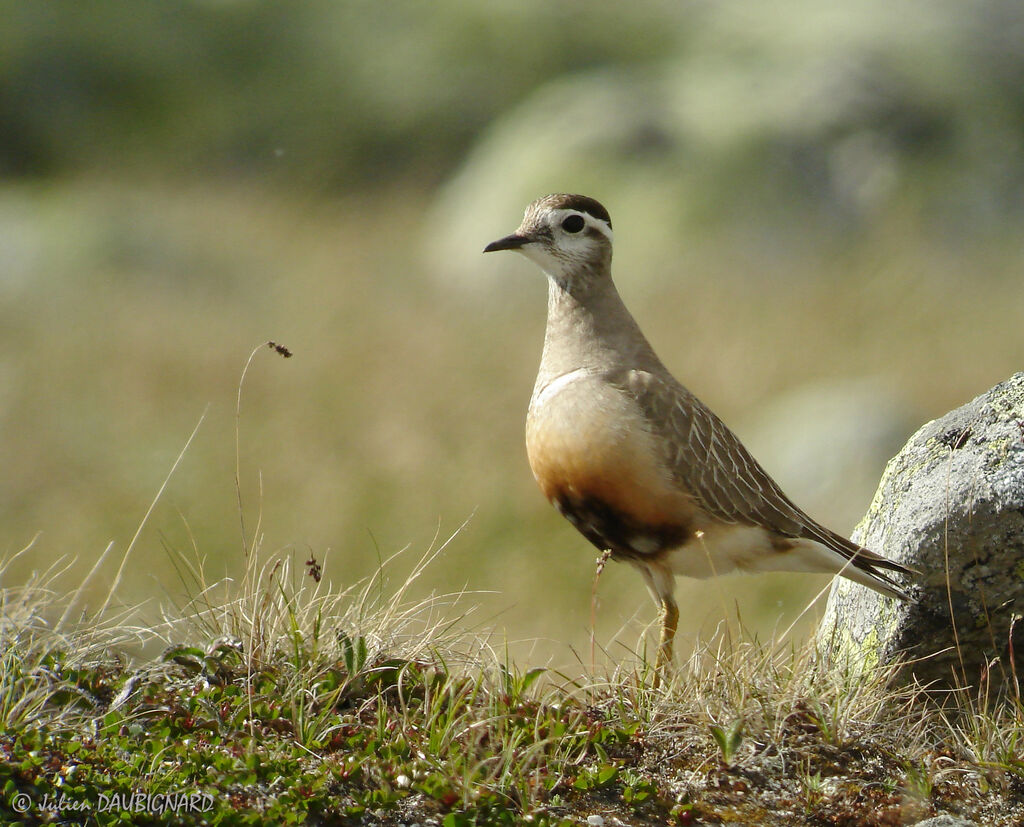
[[910, 816, 977, 827], [818, 373, 1024, 691]]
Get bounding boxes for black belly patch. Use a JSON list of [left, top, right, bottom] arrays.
[[552, 494, 690, 559]]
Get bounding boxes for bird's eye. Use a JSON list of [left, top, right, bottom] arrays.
[[561, 214, 585, 233]]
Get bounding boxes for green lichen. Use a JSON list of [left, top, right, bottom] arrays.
[[983, 435, 1013, 466], [819, 623, 882, 679], [856, 627, 881, 671]]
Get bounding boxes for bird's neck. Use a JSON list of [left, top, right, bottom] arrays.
[[536, 274, 663, 388]]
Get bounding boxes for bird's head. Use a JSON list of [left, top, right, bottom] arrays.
[[483, 194, 613, 287]]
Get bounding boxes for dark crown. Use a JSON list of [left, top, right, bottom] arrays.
[[536, 194, 612, 230]]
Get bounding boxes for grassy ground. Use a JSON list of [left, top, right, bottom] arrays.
[[3, 532, 1024, 826]]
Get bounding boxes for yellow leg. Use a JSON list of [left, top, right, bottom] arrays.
[[653, 595, 678, 688]]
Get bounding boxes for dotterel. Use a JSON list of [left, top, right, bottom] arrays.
[[484, 193, 912, 684]]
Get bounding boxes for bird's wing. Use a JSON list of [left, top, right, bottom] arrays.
[[612, 368, 809, 534], [611, 368, 911, 579]]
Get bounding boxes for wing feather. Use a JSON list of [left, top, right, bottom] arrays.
[[614, 369, 803, 530], [609, 368, 913, 587]]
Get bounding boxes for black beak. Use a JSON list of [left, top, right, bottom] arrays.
[[483, 233, 530, 253]]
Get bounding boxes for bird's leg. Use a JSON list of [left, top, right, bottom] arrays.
[[638, 564, 678, 688], [653, 593, 678, 688]]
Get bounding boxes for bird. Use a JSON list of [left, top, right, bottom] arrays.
[[483, 193, 912, 684]]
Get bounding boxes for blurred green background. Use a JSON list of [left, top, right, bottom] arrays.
[[3, 0, 1024, 668]]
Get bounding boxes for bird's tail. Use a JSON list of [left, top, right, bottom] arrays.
[[797, 528, 914, 601], [833, 553, 911, 601]]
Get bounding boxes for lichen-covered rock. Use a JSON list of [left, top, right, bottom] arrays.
[[817, 373, 1024, 691]]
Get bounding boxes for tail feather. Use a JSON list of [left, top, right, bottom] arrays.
[[801, 524, 914, 601], [832, 553, 911, 601]]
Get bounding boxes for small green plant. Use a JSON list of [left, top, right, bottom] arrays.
[[338, 630, 369, 675], [798, 762, 825, 813], [499, 664, 546, 705], [620, 767, 657, 805], [902, 760, 933, 801], [709, 717, 744, 765], [572, 763, 619, 791]]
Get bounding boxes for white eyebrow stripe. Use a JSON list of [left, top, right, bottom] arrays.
[[550, 208, 613, 244]]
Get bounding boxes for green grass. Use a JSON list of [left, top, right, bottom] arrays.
[[3, 524, 1024, 825]]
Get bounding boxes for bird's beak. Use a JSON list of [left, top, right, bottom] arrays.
[[483, 233, 530, 253]]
